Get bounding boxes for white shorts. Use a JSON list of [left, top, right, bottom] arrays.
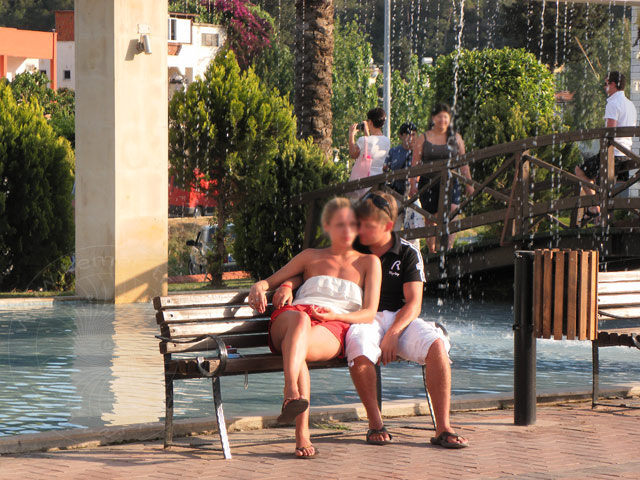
[[345, 310, 451, 367]]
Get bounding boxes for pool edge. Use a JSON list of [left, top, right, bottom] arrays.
[[2, 384, 639, 455]]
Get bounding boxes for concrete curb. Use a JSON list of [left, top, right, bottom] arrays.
[[2, 384, 639, 455], [0, 296, 82, 307]]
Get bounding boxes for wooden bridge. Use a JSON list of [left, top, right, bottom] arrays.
[[295, 127, 640, 281]]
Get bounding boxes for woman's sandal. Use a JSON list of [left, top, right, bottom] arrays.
[[366, 426, 393, 445], [295, 444, 319, 459], [277, 397, 309, 424]]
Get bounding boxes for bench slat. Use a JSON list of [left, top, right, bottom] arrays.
[[597, 281, 640, 294], [160, 334, 268, 354], [157, 306, 267, 324], [154, 292, 251, 309], [596, 328, 640, 347], [166, 354, 347, 378], [597, 294, 640, 308], [598, 306, 640, 320], [598, 271, 640, 283], [163, 319, 270, 338]]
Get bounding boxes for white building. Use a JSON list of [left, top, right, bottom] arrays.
[[54, 11, 226, 95], [167, 12, 227, 97]]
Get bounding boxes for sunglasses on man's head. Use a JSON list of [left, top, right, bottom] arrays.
[[362, 192, 392, 219]]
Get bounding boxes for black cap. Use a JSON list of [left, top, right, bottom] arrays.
[[398, 122, 417, 135]]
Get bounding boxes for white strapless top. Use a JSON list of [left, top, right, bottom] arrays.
[[292, 275, 363, 314]]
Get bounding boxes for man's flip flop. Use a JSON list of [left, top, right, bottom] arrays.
[[430, 431, 468, 449], [277, 398, 309, 424], [366, 426, 393, 445], [295, 445, 319, 459]]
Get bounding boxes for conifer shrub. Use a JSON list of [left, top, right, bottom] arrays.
[[170, 50, 340, 283], [0, 82, 74, 291]]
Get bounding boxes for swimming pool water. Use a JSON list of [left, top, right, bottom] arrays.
[[1, 298, 638, 436]]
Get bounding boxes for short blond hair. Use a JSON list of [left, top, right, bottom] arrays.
[[355, 191, 397, 224], [321, 197, 353, 226]]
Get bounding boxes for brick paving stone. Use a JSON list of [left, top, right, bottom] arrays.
[[1, 403, 640, 480]]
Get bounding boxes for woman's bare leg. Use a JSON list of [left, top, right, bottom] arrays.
[[294, 361, 313, 456], [447, 203, 458, 250], [294, 325, 341, 457], [269, 311, 312, 400], [425, 218, 437, 254]]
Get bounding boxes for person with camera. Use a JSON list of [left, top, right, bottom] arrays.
[[348, 108, 391, 198]]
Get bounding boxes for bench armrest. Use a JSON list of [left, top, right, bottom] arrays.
[[157, 333, 230, 377], [196, 335, 229, 377]]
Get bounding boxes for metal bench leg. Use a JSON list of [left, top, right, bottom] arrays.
[[592, 342, 600, 408], [422, 365, 437, 431], [212, 376, 232, 459], [164, 369, 174, 448]]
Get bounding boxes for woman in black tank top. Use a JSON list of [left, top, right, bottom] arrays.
[[409, 104, 474, 253]]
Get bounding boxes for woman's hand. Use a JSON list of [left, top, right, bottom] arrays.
[[409, 183, 418, 197], [272, 285, 294, 309], [310, 305, 336, 322], [248, 281, 268, 313], [349, 123, 359, 140]]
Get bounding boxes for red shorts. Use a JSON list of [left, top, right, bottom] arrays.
[[269, 304, 351, 357]]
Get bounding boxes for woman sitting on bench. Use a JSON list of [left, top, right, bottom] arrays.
[[248, 197, 381, 459]]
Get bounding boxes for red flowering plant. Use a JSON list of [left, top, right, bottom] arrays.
[[213, 0, 272, 69]]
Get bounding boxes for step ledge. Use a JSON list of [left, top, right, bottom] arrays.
[[1, 384, 639, 455]]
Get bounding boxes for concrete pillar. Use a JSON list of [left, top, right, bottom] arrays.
[[75, 0, 168, 303], [629, 7, 640, 197]]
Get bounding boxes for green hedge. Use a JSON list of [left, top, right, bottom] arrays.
[[0, 82, 74, 290]]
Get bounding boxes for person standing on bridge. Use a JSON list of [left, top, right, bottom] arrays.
[[575, 71, 637, 222], [408, 104, 474, 253], [348, 108, 391, 199], [272, 192, 469, 449], [382, 121, 423, 251]]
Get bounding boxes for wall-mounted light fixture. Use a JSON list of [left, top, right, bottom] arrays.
[[137, 24, 152, 55]]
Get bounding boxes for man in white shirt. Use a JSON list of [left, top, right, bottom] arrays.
[[575, 71, 637, 220]]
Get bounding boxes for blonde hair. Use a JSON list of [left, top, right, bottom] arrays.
[[321, 197, 353, 226], [355, 191, 397, 224]]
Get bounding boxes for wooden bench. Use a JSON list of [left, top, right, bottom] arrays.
[[531, 249, 640, 406], [154, 291, 445, 459], [593, 271, 640, 406]]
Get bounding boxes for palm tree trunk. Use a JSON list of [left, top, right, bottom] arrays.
[[294, 0, 334, 159]]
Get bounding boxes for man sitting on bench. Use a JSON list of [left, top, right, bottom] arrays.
[[275, 191, 468, 449]]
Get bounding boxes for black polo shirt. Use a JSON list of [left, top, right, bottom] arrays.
[[354, 232, 425, 312]]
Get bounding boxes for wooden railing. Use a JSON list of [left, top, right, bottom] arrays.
[[295, 127, 640, 251]]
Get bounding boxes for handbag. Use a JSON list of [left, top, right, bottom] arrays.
[[349, 137, 372, 182]]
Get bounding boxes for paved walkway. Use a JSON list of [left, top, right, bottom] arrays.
[[2, 401, 640, 480]]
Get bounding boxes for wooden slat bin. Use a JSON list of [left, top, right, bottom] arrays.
[[532, 249, 598, 341]]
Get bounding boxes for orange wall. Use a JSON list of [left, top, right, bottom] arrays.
[[0, 27, 57, 89], [0, 27, 57, 58]]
